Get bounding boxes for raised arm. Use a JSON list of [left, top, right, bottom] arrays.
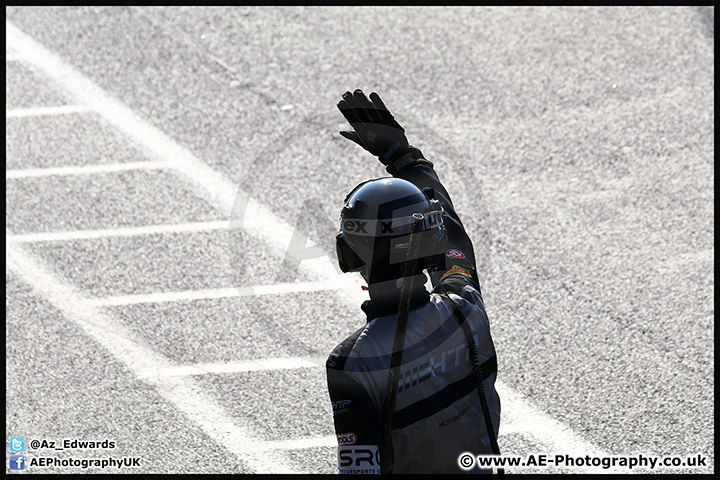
[[337, 89, 481, 292]]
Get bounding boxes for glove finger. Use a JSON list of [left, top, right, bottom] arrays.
[[339, 130, 366, 148], [352, 89, 381, 123], [369, 92, 392, 120], [338, 97, 367, 124], [337, 98, 364, 126], [341, 90, 362, 110], [342, 90, 372, 123]]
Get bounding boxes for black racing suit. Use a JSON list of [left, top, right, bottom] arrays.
[[326, 155, 500, 474]]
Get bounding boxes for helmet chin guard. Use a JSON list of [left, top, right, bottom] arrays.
[[336, 178, 447, 284]]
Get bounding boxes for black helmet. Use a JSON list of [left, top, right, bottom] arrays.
[[336, 177, 447, 284]]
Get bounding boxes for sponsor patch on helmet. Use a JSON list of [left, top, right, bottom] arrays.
[[343, 220, 369, 233], [446, 249, 465, 259]]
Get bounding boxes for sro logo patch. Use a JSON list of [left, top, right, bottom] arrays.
[[338, 445, 381, 473]]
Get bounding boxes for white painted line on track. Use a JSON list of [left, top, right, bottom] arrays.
[[6, 104, 92, 118], [7, 220, 230, 243], [6, 160, 169, 179], [494, 384, 619, 468], [8, 17, 370, 302], [159, 356, 325, 377], [150, 357, 614, 471], [259, 435, 336, 451], [150, 357, 611, 469], [7, 20, 240, 220], [88, 281, 340, 307], [6, 19, 618, 473], [5, 241, 301, 474]]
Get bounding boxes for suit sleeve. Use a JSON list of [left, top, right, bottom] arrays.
[[387, 153, 482, 296], [326, 344, 384, 474]]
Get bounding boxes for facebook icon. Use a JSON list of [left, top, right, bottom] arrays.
[[10, 454, 25, 470]]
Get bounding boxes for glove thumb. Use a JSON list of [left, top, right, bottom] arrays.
[[339, 130, 366, 149]]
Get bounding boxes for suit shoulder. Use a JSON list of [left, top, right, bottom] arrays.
[[326, 325, 366, 371]]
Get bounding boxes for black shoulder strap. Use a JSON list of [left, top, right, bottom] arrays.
[[445, 293, 504, 477]]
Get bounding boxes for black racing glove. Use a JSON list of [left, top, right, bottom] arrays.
[[337, 89, 425, 172]]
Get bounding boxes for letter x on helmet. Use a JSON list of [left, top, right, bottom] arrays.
[[336, 177, 447, 284]]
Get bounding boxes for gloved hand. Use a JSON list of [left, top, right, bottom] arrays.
[[337, 89, 417, 167]]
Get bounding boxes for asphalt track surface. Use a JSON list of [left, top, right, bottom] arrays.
[[6, 6, 714, 475]]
